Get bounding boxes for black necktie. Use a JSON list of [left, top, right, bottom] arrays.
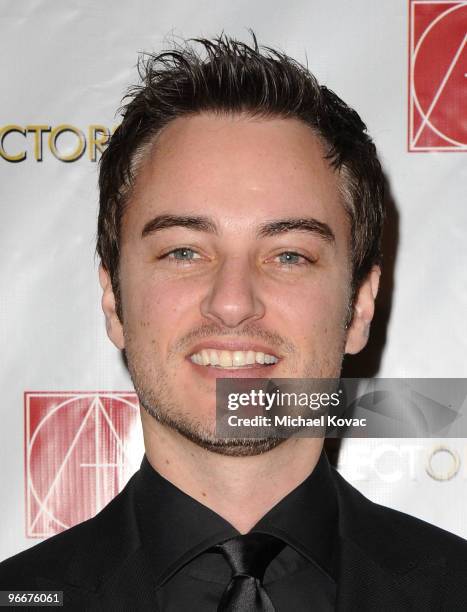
[[214, 533, 285, 611]]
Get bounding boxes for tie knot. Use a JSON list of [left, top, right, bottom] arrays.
[[215, 533, 285, 582]]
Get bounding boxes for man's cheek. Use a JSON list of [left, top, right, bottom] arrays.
[[282, 290, 342, 327]]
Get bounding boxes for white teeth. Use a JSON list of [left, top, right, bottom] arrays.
[[232, 351, 245, 367], [219, 350, 233, 367], [189, 348, 278, 368], [246, 350, 256, 365]]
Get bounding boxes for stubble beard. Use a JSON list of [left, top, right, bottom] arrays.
[[124, 324, 346, 458], [127, 359, 286, 457]]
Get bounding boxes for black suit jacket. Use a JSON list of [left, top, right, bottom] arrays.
[[1, 466, 467, 611]]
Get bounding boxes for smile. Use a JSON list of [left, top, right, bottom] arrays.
[[189, 349, 279, 368]]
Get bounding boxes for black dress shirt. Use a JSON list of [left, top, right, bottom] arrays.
[[134, 451, 338, 611]]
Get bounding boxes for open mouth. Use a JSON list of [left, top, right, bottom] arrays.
[[189, 349, 279, 369]]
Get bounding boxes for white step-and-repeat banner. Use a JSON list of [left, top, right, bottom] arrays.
[[1, 0, 466, 561]]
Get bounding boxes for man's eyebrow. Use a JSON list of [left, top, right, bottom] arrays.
[[141, 214, 219, 238], [257, 218, 335, 243], [141, 214, 335, 243]]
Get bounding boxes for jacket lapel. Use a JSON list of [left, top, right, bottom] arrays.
[[335, 535, 447, 611], [34, 473, 160, 611], [94, 547, 159, 611], [332, 469, 448, 611]]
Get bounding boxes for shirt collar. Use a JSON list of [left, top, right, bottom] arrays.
[[134, 450, 337, 586], [251, 450, 338, 578], [134, 457, 238, 586]]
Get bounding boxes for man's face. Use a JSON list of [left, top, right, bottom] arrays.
[[100, 113, 376, 454]]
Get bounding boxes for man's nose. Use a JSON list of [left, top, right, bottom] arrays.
[[199, 257, 266, 328]]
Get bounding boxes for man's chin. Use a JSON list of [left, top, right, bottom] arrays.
[[178, 431, 287, 457], [142, 400, 285, 457]]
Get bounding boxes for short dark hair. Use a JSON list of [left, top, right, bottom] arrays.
[[97, 34, 385, 317]]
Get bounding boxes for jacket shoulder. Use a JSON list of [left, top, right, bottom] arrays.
[[332, 468, 467, 574], [0, 472, 141, 591]]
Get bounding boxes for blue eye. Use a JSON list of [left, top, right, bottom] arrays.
[[166, 248, 199, 261], [277, 252, 304, 265]]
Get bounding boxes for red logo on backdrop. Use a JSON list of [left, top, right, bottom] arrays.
[[25, 392, 143, 538], [409, 1, 467, 151]]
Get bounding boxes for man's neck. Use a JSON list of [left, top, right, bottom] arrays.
[[142, 414, 324, 534]]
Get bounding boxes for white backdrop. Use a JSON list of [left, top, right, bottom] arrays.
[[1, 0, 466, 562]]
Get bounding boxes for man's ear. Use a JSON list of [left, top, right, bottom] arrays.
[[344, 266, 381, 355], [98, 264, 125, 350]]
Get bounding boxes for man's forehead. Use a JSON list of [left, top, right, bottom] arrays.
[[132, 113, 333, 187], [122, 112, 347, 241]]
